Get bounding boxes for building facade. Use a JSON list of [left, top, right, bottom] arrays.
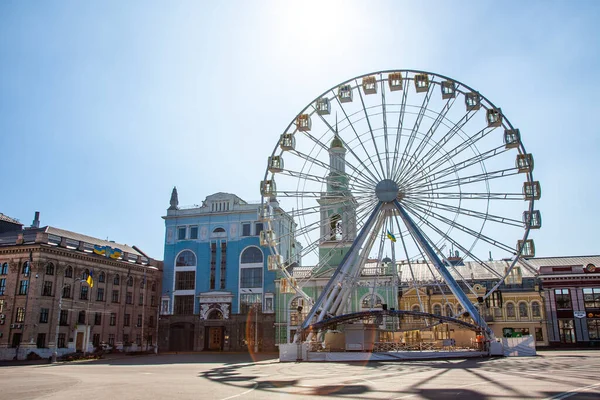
[[158, 190, 298, 352], [0, 212, 162, 360], [535, 255, 600, 347]]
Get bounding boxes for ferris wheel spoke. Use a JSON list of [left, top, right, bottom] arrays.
[[355, 79, 386, 180], [395, 83, 435, 182], [332, 90, 385, 182], [380, 74, 391, 179], [402, 201, 515, 254], [403, 109, 476, 182], [390, 77, 410, 176], [405, 191, 525, 201], [404, 197, 524, 228], [397, 96, 457, 184], [405, 144, 511, 189], [291, 149, 377, 189], [409, 167, 521, 192], [414, 125, 498, 183], [397, 206, 504, 280]]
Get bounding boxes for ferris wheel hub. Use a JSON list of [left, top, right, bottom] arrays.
[[375, 179, 400, 202]]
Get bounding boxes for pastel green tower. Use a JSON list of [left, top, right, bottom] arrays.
[[315, 135, 357, 273]]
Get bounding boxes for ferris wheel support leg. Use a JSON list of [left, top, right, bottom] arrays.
[[301, 202, 384, 330], [393, 200, 494, 340]]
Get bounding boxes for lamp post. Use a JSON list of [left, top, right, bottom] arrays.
[[52, 280, 85, 363]]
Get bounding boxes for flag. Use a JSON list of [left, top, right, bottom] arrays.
[[386, 230, 397, 243], [86, 270, 94, 288]]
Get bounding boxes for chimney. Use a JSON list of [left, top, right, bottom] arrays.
[[31, 211, 40, 228]]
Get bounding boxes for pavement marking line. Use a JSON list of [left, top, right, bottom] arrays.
[[391, 380, 490, 399], [545, 382, 600, 400], [218, 382, 258, 400]]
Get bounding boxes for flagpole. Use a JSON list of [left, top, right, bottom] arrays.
[[84, 271, 93, 357], [141, 267, 146, 351]]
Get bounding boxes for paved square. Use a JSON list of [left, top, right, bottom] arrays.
[[1, 351, 600, 399]]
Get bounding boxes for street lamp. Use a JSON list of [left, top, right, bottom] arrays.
[[52, 279, 86, 363]]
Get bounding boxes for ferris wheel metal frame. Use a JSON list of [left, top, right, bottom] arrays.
[[260, 69, 541, 340]]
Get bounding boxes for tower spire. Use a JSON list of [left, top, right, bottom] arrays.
[[168, 187, 179, 210]]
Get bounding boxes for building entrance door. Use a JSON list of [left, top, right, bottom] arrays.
[[76, 332, 84, 351], [208, 327, 222, 350]]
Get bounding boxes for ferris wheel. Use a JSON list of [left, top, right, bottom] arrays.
[[260, 70, 541, 335]]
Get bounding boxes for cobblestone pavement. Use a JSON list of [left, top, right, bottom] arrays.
[[1, 351, 600, 399]]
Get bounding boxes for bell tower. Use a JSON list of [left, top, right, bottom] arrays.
[[316, 134, 357, 272]]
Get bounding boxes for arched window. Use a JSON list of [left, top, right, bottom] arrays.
[[213, 227, 225, 233], [114, 274, 120, 285], [445, 304, 454, 317], [519, 302, 529, 318], [46, 263, 54, 275], [151, 281, 156, 291], [456, 304, 463, 315], [1, 263, 8, 275], [22, 261, 30, 276], [241, 247, 263, 264], [361, 294, 383, 308], [532, 301, 541, 318], [329, 214, 342, 240], [140, 279, 145, 289], [207, 309, 223, 320], [82, 269, 90, 280], [176, 250, 197, 267], [127, 276, 133, 287], [506, 302, 516, 317], [65, 266, 73, 278], [433, 304, 442, 316], [412, 304, 421, 313], [98, 271, 105, 283]]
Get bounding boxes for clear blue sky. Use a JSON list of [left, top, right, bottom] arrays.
[[1, 0, 598, 260]]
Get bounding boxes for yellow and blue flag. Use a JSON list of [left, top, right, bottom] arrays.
[[386, 230, 397, 243], [86, 270, 94, 288], [109, 248, 123, 259]]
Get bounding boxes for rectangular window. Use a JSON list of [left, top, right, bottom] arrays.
[[242, 223, 251, 237], [108, 334, 115, 346], [240, 293, 262, 314], [149, 316, 154, 328], [94, 312, 102, 325], [151, 295, 156, 306], [124, 314, 130, 327], [97, 288, 104, 302], [587, 320, 600, 340], [0, 263, 7, 274], [174, 295, 194, 315], [0, 278, 6, 295], [137, 314, 142, 327], [220, 241, 227, 289], [175, 271, 196, 290], [63, 285, 71, 299], [126, 292, 133, 304], [11, 333, 22, 348], [42, 281, 53, 296], [93, 334, 100, 347], [240, 268, 263, 288], [112, 290, 119, 303], [59, 310, 68, 325], [136, 334, 142, 346], [80, 285, 89, 300], [190, 226, 199, 240], [583, 288, 600, 309], [177, 227, 186, 240], [78, 311, 86, 324], [559, 319, 575, 343], [110, 313, 116, 326], [16, 307, 25, 322], [36, 333, 46, 348], [210, 242, 216, 290], [58, 333, 66, 348], [255, 222, 264, 236], [123, 334, 130, 345], [161, 299, 169, 314], [18, 280, 28, 295], [555, 289, 572, 310], [39, 308, 49, 323], [535, 327, 544, 342]]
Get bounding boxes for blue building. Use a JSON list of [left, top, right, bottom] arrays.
[[158, 189, 297, 352]]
